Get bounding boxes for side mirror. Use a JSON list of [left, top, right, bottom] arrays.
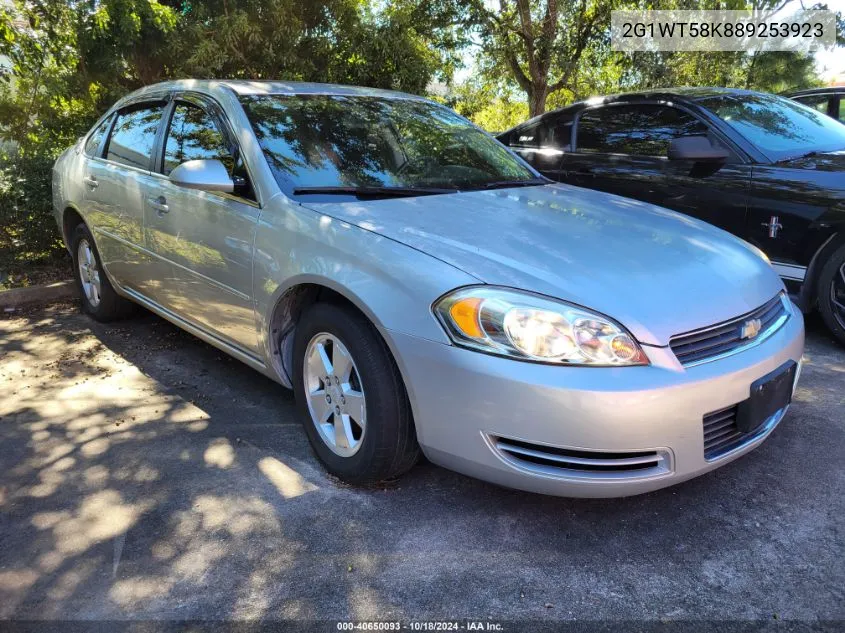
[[169, 159, 234, 193], [668, 136, 730, 162]]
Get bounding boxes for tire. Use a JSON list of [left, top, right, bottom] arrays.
[[292, 302, 420, 484], [70, 222, 134, 322], [817, 242, 845, 346]]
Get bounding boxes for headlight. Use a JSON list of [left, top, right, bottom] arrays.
[[434, 287, 648, 366]]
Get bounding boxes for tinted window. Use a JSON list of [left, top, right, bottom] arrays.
[[106, 103, 165, 169], [511, 118, 570, 149], [793, 94, 831, 115], [576, 105, 707, 156], [697, 93, 845, 160], [163, 103, 234, 176], [84, 115, 113, 157], [240, 95, 536, 195]]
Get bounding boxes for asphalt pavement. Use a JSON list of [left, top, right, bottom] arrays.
[[0, 303, 842, 629]]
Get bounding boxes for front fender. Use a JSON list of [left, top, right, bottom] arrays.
[[253, 198, 479, 370]]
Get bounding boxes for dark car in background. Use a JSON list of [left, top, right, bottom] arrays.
[[497, 88, 845, 345], [788, 87, 844, 124]]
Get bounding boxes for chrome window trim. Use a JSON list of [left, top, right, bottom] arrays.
[[675, 294, 792, 369], [86, 155, 152, 176]]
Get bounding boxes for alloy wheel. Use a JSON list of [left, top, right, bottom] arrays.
[[303, 332, 366, 457], [832, 261, 845, 331], [77, 238, 102, 308]]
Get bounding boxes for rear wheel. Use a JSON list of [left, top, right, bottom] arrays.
[[71, 223, 134, 322], [292, 302, 420, 484], [817, 243, 845, 346]]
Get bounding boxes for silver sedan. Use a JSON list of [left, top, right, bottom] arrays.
[[52, 80, 804, 497]]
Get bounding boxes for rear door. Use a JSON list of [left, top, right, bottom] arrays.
[[144, 96, 261, 354], [82, 101, 167, 294]]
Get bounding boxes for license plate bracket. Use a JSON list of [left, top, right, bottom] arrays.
[[736, 360, 797, 434]]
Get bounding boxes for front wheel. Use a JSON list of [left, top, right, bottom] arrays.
[[292, 302, 420, 484], [817, 242, 845, 346]]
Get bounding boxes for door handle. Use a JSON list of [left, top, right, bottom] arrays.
[[83, 176, 98, 188], [147, 196, 169, 214]]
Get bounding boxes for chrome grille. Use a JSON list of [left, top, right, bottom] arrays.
[[491, 436, 671, 479], [670, 294, 788, 366]]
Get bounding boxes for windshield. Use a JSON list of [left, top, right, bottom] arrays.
[[239, 94, 537, 198], [696, 93, 845, 162]]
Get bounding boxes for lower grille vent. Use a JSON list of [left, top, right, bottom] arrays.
[[491, 436, 670, 479], [702, 405, 745, 459]]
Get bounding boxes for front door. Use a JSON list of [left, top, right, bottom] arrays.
[[144, 98, 261, 354], [564, 103, 683, 208], [566, 103, 751, 238]]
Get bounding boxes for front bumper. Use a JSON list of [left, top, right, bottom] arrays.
[[383, 306, 805, 498]]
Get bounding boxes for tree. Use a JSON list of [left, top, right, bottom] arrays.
[[471, 0, 615, 117], [168, 0, 467, 95]]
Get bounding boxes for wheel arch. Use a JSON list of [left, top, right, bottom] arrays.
[[264, 276, 398, 390], [61, 204, 86, 252], [798, 229, 845, 311]]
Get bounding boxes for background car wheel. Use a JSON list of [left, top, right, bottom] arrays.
[[70, 223, 134, 322], [817, 242, 845, 347], [292, 301, 420, 484]]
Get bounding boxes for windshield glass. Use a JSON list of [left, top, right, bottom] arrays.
[[239, 94, 537, 198], [696, 93, 845, 161]]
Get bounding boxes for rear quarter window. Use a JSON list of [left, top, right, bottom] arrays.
[[83, 115, 113, 157]]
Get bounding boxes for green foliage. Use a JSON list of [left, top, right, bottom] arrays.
[[0, 0, 841, 277], [457, 0, 837, 118], [0, 148, 64, 270]]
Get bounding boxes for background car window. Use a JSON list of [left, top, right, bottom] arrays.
[[105, 103, 165, 169], [163, 103, 234, 176], [576, 105, 708, 156], [84, 115, 113, 157], [511, 118, 571, 150], [793, 95, 830, 115]]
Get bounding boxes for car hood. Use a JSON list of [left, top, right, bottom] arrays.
[[779, 149, 845, 173], [302, 184, 784, 346]]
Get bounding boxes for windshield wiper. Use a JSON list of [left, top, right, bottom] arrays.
[[775, 151, 820, 164], [293, 186, 458, 198], [477, 178, 551, 191]]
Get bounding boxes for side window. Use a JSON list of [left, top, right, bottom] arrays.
[[84, 115, 113, 157], [794, 95, 830, 115], [512, 122, 545, 147], [511, 118, 570, 149], [163, 102, 234, 176], [576, 105, 708, 157], [105, 103, 166, 169]]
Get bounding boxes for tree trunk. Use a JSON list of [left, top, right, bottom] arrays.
[[528, 85, 548, 118]]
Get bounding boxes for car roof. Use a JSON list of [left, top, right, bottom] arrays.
[[502, 87, 768, 133], [119, 79, 428, 105], [786, 86, 845, 97]]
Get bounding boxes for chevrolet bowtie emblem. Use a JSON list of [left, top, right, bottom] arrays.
[[741, 318, 763, 340]]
